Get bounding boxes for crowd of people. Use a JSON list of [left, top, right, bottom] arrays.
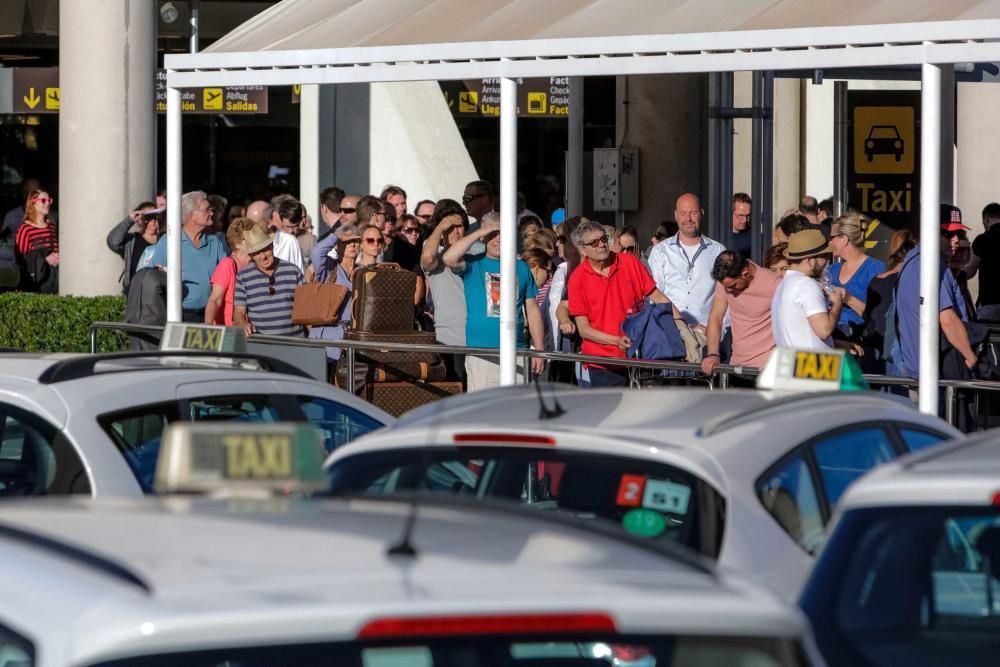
[[2, 174, 997, 394]]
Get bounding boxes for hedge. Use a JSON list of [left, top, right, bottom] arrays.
[[0, 293, 127, 353]]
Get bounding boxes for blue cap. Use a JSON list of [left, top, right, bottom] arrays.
[[550, 207, 566, 226]]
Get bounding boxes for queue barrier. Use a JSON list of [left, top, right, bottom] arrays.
[[89, 321, 1000, 431]]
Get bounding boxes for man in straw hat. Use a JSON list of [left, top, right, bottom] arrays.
[[771, 228, 845, 350], [233, 226, 304, 338]]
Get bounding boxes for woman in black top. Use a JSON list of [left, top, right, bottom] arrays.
[[860, 230, 916, 374]]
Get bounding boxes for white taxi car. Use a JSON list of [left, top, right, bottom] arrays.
[[800, 433, 1000, 666], [0, 350, 392, 497], [325, 378, 959, 599], [0, 420, 820, 667]]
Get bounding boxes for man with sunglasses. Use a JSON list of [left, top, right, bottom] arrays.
[[568, 220, 675, 387], [896, 204, 978, 385], [233, 226, 304, 338]]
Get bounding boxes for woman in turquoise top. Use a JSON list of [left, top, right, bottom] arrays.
[[829, 212, 886, 338]]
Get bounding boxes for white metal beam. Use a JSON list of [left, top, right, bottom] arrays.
[[166, 84, 183, 323], [919, 63, 941, 415], [499, 74, 518, 386]]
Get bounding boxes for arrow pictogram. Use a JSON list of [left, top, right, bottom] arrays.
[[23, 87, 40, 109]]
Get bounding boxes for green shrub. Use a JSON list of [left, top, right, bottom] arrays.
[[0, 293, 127, 353]]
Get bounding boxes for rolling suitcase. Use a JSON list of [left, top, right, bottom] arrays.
[[363, 380, 463, 417], [351, 263, 417, 333], [344, 330, 440, 365], [334, 355, 447, 390]]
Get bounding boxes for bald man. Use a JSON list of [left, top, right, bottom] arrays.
[[245, 198, 304, 273], [647, 193, 726, 329], [246, 200, 268, 224]]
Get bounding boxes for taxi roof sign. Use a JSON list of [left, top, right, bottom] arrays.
[[160, 323, 247, 354], [756, 347, 868, 392], [154, 423, 327, 495]]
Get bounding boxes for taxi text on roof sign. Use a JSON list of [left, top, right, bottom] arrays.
[[757, 347, 868, 392], [154, 423, 327, 495], [160, 323, 247, 353]]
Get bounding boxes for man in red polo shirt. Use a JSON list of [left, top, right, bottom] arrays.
[[568, 220, 674, 387]]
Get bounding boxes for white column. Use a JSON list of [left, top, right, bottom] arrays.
[[59, 0, 156, 296], [299, 84, 321, 234], [166, 85, 183, 322], [499, 76, 518, 386], [919, 63, 941, 415], [189, 0, 200, 53], [566, 77, 584, 217]]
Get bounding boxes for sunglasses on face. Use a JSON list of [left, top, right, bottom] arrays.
[[620, 245, 637, 254], [33, 197, 53, 205], [342, 238, 361, 246], [462, 193, 486, 205], [401, 227, 420, 235], [582, 234, 609, 248], [364, 237, 384, 246], [942, 230, 967, 240], [340, 207, 356, 214]]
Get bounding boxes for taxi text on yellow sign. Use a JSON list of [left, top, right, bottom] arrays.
[[182, 327, 223, 351], [793, 351, 842, 382], [221, 435, 293, 479]]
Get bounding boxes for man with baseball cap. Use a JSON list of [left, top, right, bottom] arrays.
[[770, 228, 845, 350], [233, 226, 304, 338], [895, 204, 977, 381]]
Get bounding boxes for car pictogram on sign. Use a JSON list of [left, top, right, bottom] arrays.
[[864, 125, 904, 162]]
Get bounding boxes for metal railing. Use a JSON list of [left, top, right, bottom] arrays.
[[90, 321, 1000, 429]]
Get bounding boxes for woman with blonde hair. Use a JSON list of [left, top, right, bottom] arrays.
[[15, 188, 58, 293], [828, 212, 885, 338]]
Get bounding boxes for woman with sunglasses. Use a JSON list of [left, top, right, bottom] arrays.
[[308, 224, 363, 363], [828, 212, 886, 339], [614, 226, 641, 258], [15, 189, 59, 293]]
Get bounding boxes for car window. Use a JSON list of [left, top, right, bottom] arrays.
[[898, 427, 947, 452], [0, 405, 89, 497], [97, 403, 181, 493], [811, 427, 896, 507], [831, 508, 1000, 665], [187, 396, 279, 423], [756, 455, 825, 554], [0, 622, 34, 667], [293, 396, 383, 453], [328, 448, 725, 558]]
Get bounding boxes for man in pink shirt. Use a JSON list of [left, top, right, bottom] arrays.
[[701, 250, 782, 374]]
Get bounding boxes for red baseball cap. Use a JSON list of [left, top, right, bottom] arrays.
[[940, 204, 970, 231]]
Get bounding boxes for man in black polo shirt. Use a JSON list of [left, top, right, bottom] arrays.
[[234, 227, 304, 337], [967, 202, 1000, 321]]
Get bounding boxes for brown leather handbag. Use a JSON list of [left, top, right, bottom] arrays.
[[291, 280, 349, 326]]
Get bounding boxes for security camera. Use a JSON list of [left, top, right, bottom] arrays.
[[160, 2, 179, 24]]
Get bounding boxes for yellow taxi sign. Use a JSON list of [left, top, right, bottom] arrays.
[[154, 423, 327, 495], [757, 347, 846, 392], [160, 323, 247, 353]]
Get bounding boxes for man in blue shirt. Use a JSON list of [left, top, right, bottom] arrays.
[[136, 191, 227, 321], [896, 204, 977, 380], [443, 213, 545, 391]]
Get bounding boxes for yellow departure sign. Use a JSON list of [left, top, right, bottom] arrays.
[[154, 423, 327, 494]]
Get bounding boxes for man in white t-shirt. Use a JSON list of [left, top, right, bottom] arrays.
[[771, 229, 845, 350]]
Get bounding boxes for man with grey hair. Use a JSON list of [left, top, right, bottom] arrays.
[[567, 219, 674, 387], [134, 190, 227, 322]]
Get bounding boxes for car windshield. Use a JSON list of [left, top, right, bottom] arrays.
[[809, 506, 1000, 666], [327, 447, 725, 558], [869, 126, 900, 140], [89, 635, 804, 667]]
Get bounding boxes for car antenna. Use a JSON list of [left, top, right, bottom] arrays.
[[534, 374, 565, 420], [387, 496, 419, 558]]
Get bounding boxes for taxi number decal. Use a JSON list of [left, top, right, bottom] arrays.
[[220, 435, 292, 479], [793, 351, 841, 381], [642, 479, 691, 515], [616, 474, 646, 507], [182, 327, 223, 351]]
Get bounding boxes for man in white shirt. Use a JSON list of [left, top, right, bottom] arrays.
[[648, 193, 725, 328], [771, 229, 845, 350]]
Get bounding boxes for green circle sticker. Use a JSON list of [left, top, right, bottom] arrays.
[[622, 508, 667, 538]]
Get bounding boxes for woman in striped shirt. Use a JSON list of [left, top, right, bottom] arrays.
[[16, 189, 59, 293]]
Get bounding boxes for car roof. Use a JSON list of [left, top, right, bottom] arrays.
[[838, 433, 1000, 510], [333, 383, 944, 494], [0, 497, 804, 664]]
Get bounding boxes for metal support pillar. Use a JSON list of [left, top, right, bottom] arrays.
[[707, 72, 734, 248], [832, 81, 849, 217], [750, 71, 774, 263], [499, 75, 519, 385], [189, 0, 200, 53], [300, 84, 321, 233], [166, 84, 183, 323], [939, 65, 955, 204], [567, 77, 584, 218], [919, 63, 942, 415]]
